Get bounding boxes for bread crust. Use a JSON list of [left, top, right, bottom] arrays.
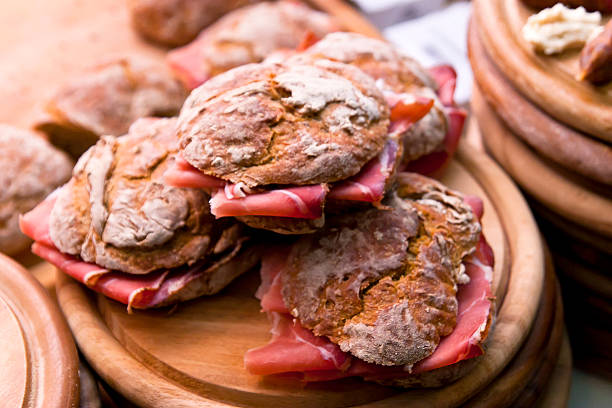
[[177, 60, 390, 187], [169, 1, 338, 78], [36, 57, 186, 157], [298, 32, 448, 162], [281, 172, 481, 366], [49, 118, 233, 275], [128, 0, 260, 47], [0, 125, 72, 255]]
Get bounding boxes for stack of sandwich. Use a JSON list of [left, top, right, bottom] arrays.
[[3, 0, 570, 405], [470, 0, 612, 378]]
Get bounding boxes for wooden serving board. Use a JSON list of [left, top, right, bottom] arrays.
[[56, 145, 546, 407], [467, 18, 612, 186], [472, 86, 612, 237], [534, 331, 572, 408], [464, 250, 563, 407], [0, 254, 80, 408], [473, 0, 612, 142]]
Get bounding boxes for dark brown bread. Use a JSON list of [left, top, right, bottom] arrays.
[[49, 118, 237, 275], [0, 125, 72, 255], [36, 57, 186, 157], [281, 172, 481, 366], [177, 59, 390, 187], [128, 0, 260, 47]]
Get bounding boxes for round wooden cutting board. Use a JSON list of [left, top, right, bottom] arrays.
[[0, 254, 80, 408], [472, 86, 612, 238], [473, 0, 612, 142], [467, 19, 612, 186], [56, 146, 546, 408]]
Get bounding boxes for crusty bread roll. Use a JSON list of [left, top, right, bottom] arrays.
[[281, 172, 481, 366], [0, 125, 72, 256], [177, 59, 390, 187], [128, 0, 260, 47], [296, 32, 448, 163], [49, 117, 231, 275], [167, 1, 339, 89], [36, 56, 187, 158]]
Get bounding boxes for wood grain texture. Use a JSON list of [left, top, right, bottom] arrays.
[[464, 248, 562, 408], [467, 18, 612, 186], [473, 0, 612, 142], [0, 253, 79, 408], [472, 86, 612, 237], [534, 331, 572, 408], [56, 146, 547, 407]]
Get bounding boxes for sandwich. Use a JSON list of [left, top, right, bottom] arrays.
[[128, 0, 260, 47], [35, 56, 187, 157], [21, 117, 258, 310], [0, 125, 72, 256], [164, 58, 404, 234], [166, 1, 338, 90], [245, 172, 495, 387], [292, 32, 466, 176]]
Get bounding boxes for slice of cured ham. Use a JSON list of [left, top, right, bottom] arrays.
[[164, 156, 226, 190], [402, 107, 466, 177], [210, 184, 328, 219], [400, 64, 465, 176], [244, 196, 494, 382], [167, 43, 210, 91], [327, 139, 398, 203], [20, 195, 249, 310]]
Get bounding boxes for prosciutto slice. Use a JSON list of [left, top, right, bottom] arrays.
[[164, 156, 226, 190], [400, 65, 466, 176], [402, 107, 466, 177], [20, 196, 243, 310], [167, 43, 210, 91], [210, 184, 327, 219], [327, 139, 398, 203], [244, 196, 494, 382]]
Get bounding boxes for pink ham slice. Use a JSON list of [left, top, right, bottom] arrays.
[[244, 195, 494, 382], [400, 65, 466, 177], [210, 184, 327, 219], [20, 195, 236, 310], [428, 65, 457, 107], [327, 139, 398, 203], [167, 41, 211, 91], [402, 107, 466, 177], [164, 156, 226, 190]]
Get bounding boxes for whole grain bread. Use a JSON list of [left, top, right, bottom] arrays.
[[298, 32, 448, 163], [36, 56, 187, 157], [0, 125, 72, 255], [177, 59, 390, 187], [49, 117, 234, 275], [128, 0, 260, 47], [281, 172, 481, 366]]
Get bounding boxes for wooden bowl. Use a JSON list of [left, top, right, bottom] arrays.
[[467, 18, 612, 186], [56, 145, 546, 407], [473, 0, 612, 142], [0, 253, 79, 407], [472, 86, 612, 237]]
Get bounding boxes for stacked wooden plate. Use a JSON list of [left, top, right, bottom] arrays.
[[0, 254, 79, 408], [471, 0, 612, 379]]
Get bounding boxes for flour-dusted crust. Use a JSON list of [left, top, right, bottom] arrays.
[[0, 125, 72, 255], [299, 32, 448, 162], [169, 1, 338, 79], [128, 0, 260, 47], [49, 118, 234, 275], [177, 60, 390, 187], [281, 172, 481, 366], [36, 56, 187, 157]]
